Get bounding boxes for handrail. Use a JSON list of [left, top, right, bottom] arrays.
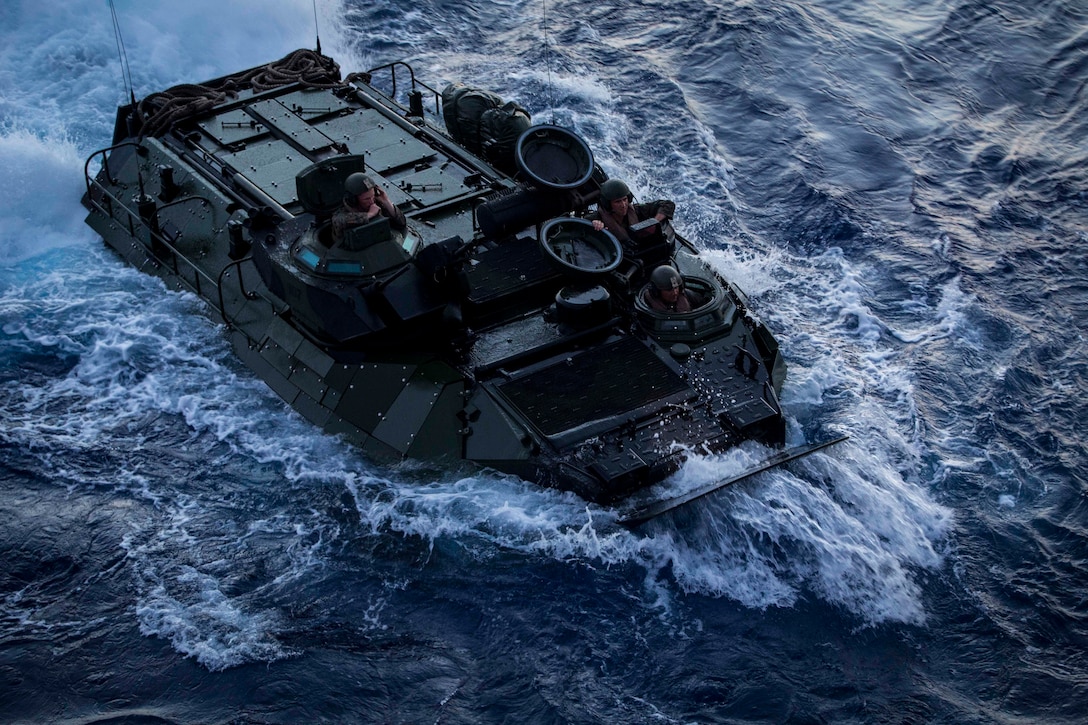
[[84, 177, 221, 305], [216, 256, 262, 330], [83, 140, 145, 193], [86, 173, 287, 333]]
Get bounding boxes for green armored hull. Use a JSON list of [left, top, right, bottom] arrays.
[[82, 49, 791, 506]]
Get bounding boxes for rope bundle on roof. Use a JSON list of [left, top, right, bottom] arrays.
[[135, 49, 341, 137]]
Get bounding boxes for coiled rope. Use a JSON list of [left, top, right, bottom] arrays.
[[135, 49, 342, 138]]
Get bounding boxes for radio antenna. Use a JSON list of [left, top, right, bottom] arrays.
[[108, 0, 136, 106], [313, 0, 323, 54], [542, 0, 555, 123]]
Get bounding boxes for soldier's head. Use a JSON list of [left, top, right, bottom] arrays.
[[599, 179, 631, 214], [345, 172, 377, 207], [650, 265, 683, 303]]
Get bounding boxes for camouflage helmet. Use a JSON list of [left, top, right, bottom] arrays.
[[650, 265, 683, 291], [345, 172, 376, 196], [599, 178, 631, 203]]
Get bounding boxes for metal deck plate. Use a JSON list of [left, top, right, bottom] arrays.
[[199, 108, 268, 147], [395, 165, 471, 205], [275, 88, 352, 121], [245, 98, 338, 153], [497, 336, 691, 438], [222, 138, 314, 206], [314, 113, 436, 172], [465, 237, 559, 303]]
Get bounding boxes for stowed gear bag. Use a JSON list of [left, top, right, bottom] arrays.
[[441, 83, 531, 174]]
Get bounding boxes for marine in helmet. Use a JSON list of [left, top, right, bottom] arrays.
[[588, 178, 675, 246], [331, 172, 407, 242], [644, 265, 695, 313]]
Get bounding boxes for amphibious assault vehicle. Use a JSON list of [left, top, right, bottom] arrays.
[[82, 49, 831, 519]]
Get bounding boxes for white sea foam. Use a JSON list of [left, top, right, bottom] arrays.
[[0, 131, 94, 264], [334, 430, 949, 627], [125, 525, 299, 672]]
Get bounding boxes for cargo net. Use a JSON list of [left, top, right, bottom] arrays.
[[133, 49, 342, 138]]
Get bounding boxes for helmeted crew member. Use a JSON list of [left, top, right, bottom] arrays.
[[644, 265, 694, 313], [588, 179, 675, 245], [332, 172, 407, 242]]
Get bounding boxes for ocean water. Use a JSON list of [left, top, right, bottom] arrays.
[[1, 0, 1086, 722]]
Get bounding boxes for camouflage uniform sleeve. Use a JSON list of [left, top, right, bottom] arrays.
[[633, 200, 675, 220], [332, 206, 372, 241], [386, 204, 408, 232], [332, 203, 407, 238]]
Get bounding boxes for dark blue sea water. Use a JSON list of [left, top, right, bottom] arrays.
[[2, 0, 1086, 722]]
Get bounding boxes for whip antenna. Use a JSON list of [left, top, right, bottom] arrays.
[[542, 0, 555, 123], [312, 0, 323, 54], [108, 0, 136, 106]]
